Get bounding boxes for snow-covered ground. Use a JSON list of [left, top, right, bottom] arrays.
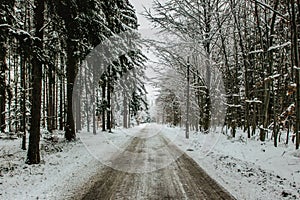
[[0, 125, 146, 200], [1, 123, 300, 200], [162, 125, 300, 200]]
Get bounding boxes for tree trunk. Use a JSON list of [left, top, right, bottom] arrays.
[[7, 43, 12, 132], [123, 95, 128, 128], [42, 66, 46, 128], [20, 49, 26, 150], [75, 67, 81, 132], [0, 35, 7, 133], [185, 60, 190, 138], [13, 48, 18, 133], [203, 1, 211, 134], [107, 70, 112, 133], [47, 66, 54, 133], [65, 39, 77, 141], [291, 1, 300, 149], [26, 0, 44, 164], [59, 55, 64, 131], [128, 102, 131, 128], [54, 72, 58, 129], [101, 78, 106, 131], [92, 85, 96, 134], [85, 68, 90, 132], [92, 69, 96, 134]]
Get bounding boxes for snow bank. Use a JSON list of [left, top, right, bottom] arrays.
[[0, 126, 142, 200], [2, 124, 299, 200], [162, 125, 300, 200]]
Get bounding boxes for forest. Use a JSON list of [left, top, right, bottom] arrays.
[[146, 0, 300, 149], [0, 0, 148, 164], [0, 0, 300, 167]]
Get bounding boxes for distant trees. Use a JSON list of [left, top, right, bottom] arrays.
[[156, 70, 183, 126], [146, 0, 227, 131], [147, 0, 300, 149]]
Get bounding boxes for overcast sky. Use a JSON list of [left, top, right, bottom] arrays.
[[130, 0, 160, 107], [130, 0, 153, 30]]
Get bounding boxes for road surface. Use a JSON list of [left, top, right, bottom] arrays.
[[78, 125, 236, 200]]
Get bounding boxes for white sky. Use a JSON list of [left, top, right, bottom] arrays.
[[130, 0, 154, 30], [130, 0, 161, 109]]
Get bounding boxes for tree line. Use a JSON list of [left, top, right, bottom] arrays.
[[0, 0, 147, 164], [147, 0, 300, 149]]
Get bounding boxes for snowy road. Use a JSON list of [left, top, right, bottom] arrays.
[[78, 125, 235, 200]]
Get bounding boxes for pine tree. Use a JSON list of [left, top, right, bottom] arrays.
[[0, 0, 15, 133], [26, 0, 45, 164]]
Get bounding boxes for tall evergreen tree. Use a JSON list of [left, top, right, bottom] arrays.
[[54, 0, 107, 140], [0, 0, 15, 133], [26, 0, 45, 164]]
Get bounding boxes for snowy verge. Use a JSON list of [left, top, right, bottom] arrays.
[[0, 125, 145, 200], [2, 124, 299, 200], [161, 125, 300, 200]]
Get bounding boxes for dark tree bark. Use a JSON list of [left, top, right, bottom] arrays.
[[202, 0, 212, 133], [26, 0, 44, 164], [92, 71, 96, 134], [13, 47, 18, 133], [123, 95, 128, 128], [92, 86, 96, 134], [20, 48, 26, 150], [0, 1, 14, 133], [107, 67, 112, 133], [75, 66, 82, 132], [0, 35, 7, 133], [55, 0, 79, 141], [269, 0, 279, 147], [65, 39, 77, 141], [59, 55, 64, 131], [291, 1, 300, 149], [47, 66, 54, 133], [102, 78, 106, 132], [42, 66, 46, 128], [7, 41, 12, 132]]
